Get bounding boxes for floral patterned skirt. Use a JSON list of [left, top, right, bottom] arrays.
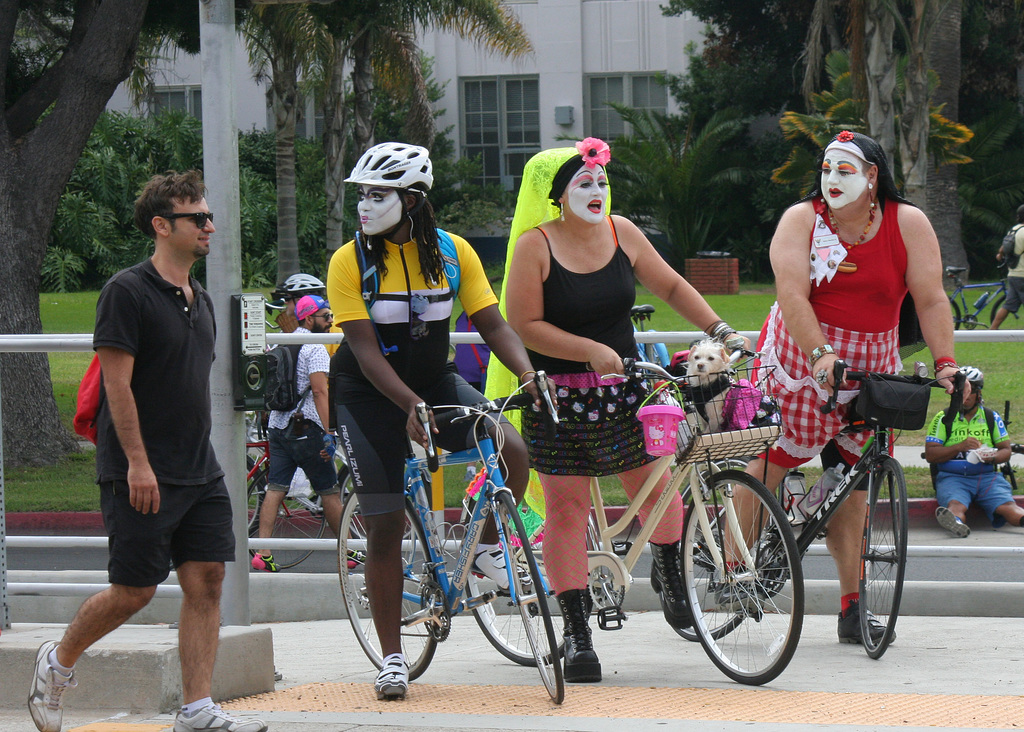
[[522, 373, 655, 476]]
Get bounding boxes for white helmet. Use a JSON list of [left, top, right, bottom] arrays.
[[281, 273, 325, 294], [346, 142, 433, 191], [960, 366, 984, 390]]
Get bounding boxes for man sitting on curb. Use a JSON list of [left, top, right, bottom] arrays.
[[924, 366, 1022, 537]]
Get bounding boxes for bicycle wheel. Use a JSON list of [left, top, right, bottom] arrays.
[[261, 489, 326, 570], [989, 293, 1007, 326], [337, 491, 437, 680], [672, 458, 752, 642], [681, 469, 803, 686], [860, 457, 908, 659], [245, 455, 267, 536], [492, 490, 564, 703]]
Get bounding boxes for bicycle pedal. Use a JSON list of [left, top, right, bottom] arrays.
[[612, 540, 631, 557], [597, 606, 627, 631]]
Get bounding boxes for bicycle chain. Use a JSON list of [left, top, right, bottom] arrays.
[[420, 579, 451, 642]]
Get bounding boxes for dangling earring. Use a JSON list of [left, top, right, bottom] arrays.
[[868, 183, 874, 191], [559, 203, 565, 222]]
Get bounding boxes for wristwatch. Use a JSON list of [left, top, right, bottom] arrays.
[[810, 344, 835, 364]]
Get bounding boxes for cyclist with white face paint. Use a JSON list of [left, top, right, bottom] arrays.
[[326, 142, 545, 701], [742, 129, 961, 646], [496, 140, 746, 683]]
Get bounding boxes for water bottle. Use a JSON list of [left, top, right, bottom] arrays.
[[973, 291, 990, 310], [799, 466, 844, 521]]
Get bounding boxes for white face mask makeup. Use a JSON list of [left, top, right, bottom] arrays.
[[564, 165, 608, 224], [821, 154, 869, 210], [357, 186, 404, 236]]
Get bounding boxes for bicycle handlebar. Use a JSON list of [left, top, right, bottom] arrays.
[[418, 371, 559, 472], [819, 360, 967, 421]]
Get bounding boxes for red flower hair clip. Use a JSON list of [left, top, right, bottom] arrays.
[[836, 130, 855, 143], [576, 137, 611, 169]]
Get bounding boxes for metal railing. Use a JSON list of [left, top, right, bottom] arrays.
[[3, 329, 1024, 624]]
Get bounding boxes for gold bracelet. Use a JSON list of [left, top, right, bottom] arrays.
[[519, 370, 537, 382]]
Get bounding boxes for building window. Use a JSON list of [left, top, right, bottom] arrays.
[[150, 86, 202, 118], [462, 76, 540, 191], [586, 74, 667, 140]]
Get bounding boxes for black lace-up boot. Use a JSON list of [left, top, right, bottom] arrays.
[[650, 541, 693, 631], [556, 589, 602, 682]]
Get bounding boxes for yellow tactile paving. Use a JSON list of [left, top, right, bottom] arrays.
[[224, 682, 1024, 729]]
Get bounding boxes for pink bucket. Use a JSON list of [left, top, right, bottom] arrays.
[[637, 404, 685, 456]]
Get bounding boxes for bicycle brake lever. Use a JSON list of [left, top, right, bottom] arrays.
[[416, 402, 439, 473], [819, 359, 847, 414]]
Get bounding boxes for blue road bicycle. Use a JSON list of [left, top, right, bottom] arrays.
[[337, 378, 564, 703], [946, 265, 1015, 329]]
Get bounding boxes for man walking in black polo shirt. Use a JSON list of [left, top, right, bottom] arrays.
[[28, 172, 267, 732]]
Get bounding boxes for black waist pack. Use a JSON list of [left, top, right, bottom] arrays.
[[854, 376, 931, 430]]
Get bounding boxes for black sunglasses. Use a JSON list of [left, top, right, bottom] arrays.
[[162, 211, 214, 228]]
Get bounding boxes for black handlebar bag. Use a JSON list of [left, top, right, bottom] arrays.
[[854, 376, 931, 430]]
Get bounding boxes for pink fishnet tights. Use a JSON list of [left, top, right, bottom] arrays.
[[540, 463, 683, 594]]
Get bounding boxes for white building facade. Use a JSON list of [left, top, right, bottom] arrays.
[[107, 0, 703, 191]]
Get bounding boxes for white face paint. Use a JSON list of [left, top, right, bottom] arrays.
[[565, 165, 608, 224], [357, 186, 404, 236], [821, 154, 869, 210]]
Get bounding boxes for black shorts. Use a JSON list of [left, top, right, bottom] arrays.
[[100, 477, 235, 587], [335, 372, 499, 516]]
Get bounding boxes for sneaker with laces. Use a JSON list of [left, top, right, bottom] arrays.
[[28, 641, 77, 732], [935, 506, 970, 538], [345, 548, 366, 570], [374, 654, 409, 701], [471, 548, 509, 590], [251, 553, 280, 572], [173, 703, 267, 732], [837, 598, 891, 645]]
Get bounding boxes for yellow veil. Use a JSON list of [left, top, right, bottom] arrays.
[[484, 146, 612, 520]]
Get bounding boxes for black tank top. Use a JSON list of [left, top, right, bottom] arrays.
[[527, 218, 637, 375]]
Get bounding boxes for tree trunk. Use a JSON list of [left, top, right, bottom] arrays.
[[351, 30, 376, 160], [863, 1, 898, 173], [0, 0, 148, 466], [271, 51, 300, 285], [324, 37, 350, 258], [898, 0, 934, 208], [926, 0, 965, 272]]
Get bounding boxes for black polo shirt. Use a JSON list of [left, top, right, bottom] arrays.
[[94, 259, 223, 485]]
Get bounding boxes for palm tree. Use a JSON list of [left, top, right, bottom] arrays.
[[242, 5, 331, 284], [610, 106, 748, 269], [313, 0, 532, 253]]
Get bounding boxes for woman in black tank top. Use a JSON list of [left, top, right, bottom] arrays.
[[496, 140, 746, 683]]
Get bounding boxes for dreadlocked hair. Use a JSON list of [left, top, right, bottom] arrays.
[[361, 189, 444, 286]]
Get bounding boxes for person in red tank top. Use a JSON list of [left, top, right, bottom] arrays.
[[744, 130, 961, 646]]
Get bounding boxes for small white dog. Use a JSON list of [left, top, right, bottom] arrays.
[[684, 339, 732, 433]]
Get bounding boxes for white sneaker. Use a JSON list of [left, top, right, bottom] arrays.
[[936, 506, 970, 538], [374, 654, 409, 700], [173, 703, 267, 732], [28, 641, 76, 732], [471, 547, 509, 590]]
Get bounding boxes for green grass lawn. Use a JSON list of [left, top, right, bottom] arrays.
[[14, 286, 1014, 513]]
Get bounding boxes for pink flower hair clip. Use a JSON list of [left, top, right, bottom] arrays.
[[576, 137, 611, 169], [835, 130, 855, 143]]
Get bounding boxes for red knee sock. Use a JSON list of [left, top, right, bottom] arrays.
[[841, 593, 859, 615]]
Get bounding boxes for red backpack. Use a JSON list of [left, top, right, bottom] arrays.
[[73, 354, 102, 444]]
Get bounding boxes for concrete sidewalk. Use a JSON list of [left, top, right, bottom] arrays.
[[1, 612, 1022, 731]]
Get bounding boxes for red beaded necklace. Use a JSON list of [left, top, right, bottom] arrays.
[[825, 200, 876, 248]]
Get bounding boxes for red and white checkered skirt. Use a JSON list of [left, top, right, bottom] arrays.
[[760, 303, 901, 466]]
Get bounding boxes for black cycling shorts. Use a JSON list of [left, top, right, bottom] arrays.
[[335, 372, 502, 516]]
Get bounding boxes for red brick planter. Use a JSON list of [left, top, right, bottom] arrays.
[[685, 257, 739, 295]]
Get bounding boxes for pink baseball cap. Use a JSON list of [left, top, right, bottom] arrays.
[[295, 294, 328, 321]]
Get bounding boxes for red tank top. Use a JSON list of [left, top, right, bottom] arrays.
[[809, 199, 908, 332]]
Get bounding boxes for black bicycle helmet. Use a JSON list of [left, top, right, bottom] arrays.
[[960, 366, 984, 390]]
